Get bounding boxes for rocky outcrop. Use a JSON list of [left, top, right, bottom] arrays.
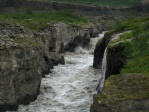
[[91, 74, 149, 112], [93, 31, 129, 75], [0, 22, 42, 111], [39, 22, 101, 53], [93, 32, 115, 69], [105, 44, 125, 79], [0, 22, 100, 111]]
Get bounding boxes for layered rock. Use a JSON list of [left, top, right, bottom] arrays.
[[43, 22, 101, 53], [0, 22, 100, 111]]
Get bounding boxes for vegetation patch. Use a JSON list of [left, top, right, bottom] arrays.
[[107, 17, 149, 34], [121, 18, 149, 73], [105, 17, 149, 73], [95, 73, 149, 104], [108, 40, 131, 49], [0, 10, 88, 30], [14, 38, 37, 47]]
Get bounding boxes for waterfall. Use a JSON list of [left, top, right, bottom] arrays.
[[96, 31, 130, 94], [97, 48, 107, 94]]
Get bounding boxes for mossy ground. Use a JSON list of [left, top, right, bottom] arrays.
[[14, 38, 37, 47], [94, 73, 149, 104], [0, 10, 88, 30]]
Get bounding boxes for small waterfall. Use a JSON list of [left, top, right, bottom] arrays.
[[96, 31, 130, 94], [97, 48, 107, 93]]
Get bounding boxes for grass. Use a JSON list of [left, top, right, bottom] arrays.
[[121, 41, 149, 73], [121, 18, 149, 73], [0, 10, 88, 30], [51, 0, 142, 7], [107, 16, 149, 73], [95, 73, 149, 104]]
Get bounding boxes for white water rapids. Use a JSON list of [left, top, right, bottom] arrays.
[[14, 32, 105, 112]]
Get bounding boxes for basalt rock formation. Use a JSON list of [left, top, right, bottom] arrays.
[[0, 22, 100, 111]]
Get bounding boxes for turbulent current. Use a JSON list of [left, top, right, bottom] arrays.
[[15, 33, 105, 112]]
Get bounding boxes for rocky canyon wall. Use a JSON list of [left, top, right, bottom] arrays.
[[0, 22, 101, 111]]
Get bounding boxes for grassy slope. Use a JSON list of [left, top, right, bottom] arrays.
[[0, 10, 88, 30], [107, 17, 149, 73], [51, 0, 142, 7], [117, 17, 149, 73]]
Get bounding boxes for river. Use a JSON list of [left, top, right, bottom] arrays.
[[15, 32, 105, 112]]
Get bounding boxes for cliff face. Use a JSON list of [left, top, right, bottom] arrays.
[[0, 22, 100, 111], [0, 47, 42, 111], [39, 22, 101, 53], [93, 32, 115, 69], [0, 22, 42, 111]]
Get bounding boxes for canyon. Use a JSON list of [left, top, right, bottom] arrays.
[[0, 1, 149, 112]]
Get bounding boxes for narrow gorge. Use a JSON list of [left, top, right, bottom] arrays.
[[15, 32, 105, 112], [0, 1, 149, 112], [0, 21, 102, 111]]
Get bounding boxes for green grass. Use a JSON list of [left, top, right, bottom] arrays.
[[116, 17, 149, 73], [51, 0, 142, 7], [94, 73, 149, 104], [121, 32, 149, 73], [0, 10, 88, 30], [108, 17, 149, 33]]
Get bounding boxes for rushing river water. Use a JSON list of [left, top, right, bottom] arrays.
[[15, 33, 105, 112]]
